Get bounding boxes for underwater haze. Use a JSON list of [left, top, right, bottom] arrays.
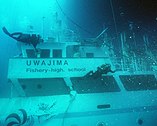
[[0, 0, 157, 126], [0, 0, 63, 97], [0, 0, 157, 95]]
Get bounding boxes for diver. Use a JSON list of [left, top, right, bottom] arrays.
[[2, 27, 43, 53], [84, 64, 116, 79], [100, 64, 116, 74]]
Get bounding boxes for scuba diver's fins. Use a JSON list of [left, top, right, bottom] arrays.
[[2, 26, 43, 55], [2, 27, 11, 36], [2, 27, 22, 41]]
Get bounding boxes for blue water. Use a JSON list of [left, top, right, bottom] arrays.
[[0, 0, 63, 97], [0, 0, 156, 96], [0, 1, 156, 126]]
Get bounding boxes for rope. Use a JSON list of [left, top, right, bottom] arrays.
[[55, 0, 92, 35]]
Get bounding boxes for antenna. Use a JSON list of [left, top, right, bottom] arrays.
[[109, 0, 119, 42], [96, 28, 108, 39], [42, 16, 46, 39]]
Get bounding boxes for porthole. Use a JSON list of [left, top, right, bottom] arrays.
[[137, 118, 143, 125], [37, 84, 42, 89], [21, 85, 26, 90]]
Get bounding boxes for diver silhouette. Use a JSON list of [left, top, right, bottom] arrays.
[[84, 64, 116, 79], [2, 27, 43, 52]]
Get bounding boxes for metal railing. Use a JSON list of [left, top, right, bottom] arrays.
[[111, 56, 155, 72]]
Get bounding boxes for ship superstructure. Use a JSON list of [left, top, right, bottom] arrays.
[[0, 14, 157, 126]]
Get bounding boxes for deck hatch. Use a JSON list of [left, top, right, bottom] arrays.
[[70, 76, 120, 94], [119, 74, 157, 91]]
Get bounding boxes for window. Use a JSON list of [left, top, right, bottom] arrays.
[[26, 49, 37, 58], [119, 74, 157, 91], [53, 49, 62, 58], [40, 49, 50, 58], [71, 76, 120, 94], [26, 49, 50, 58], [86, 53, 94, 58], [18, 78, 69, 96]]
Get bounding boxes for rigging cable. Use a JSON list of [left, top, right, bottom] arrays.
[[109, 0, 119, 42], [55, 0, 92, 35]]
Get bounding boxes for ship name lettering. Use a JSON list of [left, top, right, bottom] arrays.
[[26, 60, 68, 66]]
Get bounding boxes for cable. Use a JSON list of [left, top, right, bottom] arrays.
[[61, 90, 77, 126], [109, 0, 119, 43], [55, 0, 92, 35]]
